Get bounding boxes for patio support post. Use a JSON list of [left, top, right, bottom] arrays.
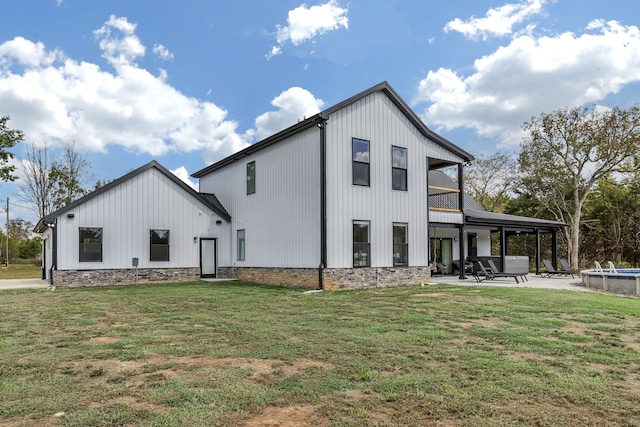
[[458, 164, 466, 279], [551, 230, 558, 268], [535, 228, 541, 275], [500, 226, 506, 271]]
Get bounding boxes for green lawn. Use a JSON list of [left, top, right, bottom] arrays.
[[1, 282, 639, 426], [0, 263, 41, 279]]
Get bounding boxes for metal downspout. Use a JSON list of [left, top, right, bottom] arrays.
[[50, 220, 57, 285], [318, 118, 327, 290]]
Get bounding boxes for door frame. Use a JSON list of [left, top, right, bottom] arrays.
[[199, 238, 217, 278]]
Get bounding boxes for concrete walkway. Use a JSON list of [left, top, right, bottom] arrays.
[[0, 278, 50, 290], [429, 273, 591, 292]]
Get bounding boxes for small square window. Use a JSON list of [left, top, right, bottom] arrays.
[[79, 227, 102, 262], [150, 229, 170, 261]]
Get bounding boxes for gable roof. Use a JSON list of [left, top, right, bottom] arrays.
[[34, 160, 231, 233], [192, 81, 474, 178]]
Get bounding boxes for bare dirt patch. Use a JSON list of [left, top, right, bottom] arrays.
[[88, 336, 120, 344], [412, 293, 449, 298], [146, 355, 332, 381], [240, 404, 327, 427]]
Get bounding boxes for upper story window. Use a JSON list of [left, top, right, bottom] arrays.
[[352, 138, 370, 186], [247, 161, 256, 194], [393, 223, 408, 266], [353, 220, 371, 267], [237, 229, 245, 261], [392, 146, 407, 191], [150, 229, 170, 261], [79, 227, 102, 262]]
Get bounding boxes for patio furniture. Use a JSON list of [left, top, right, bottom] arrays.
[[487, 259, 527, 282], [430, 262, 447, 276], [452, 259, 473, 274], [559, 259, 580, 275], [542, 260, 575, 278], [472, 260, 520, 283]]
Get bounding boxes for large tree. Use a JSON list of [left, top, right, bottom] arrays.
[[464, 152, 517, 212], [19, 142, 57, 219], [50, 141, 93, 209], [519, 105, 640, 269], [19, 141, 94, 219], [0, 116, 23, 182]]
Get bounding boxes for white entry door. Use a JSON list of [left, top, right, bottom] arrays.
[[200, 238, 217, 278]]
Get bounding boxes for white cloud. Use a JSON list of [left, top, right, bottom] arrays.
[[153, 44, 174, 61], [444, 0, 548, 41], [94, 15, 145, 67], [170, 166, 198, 190], [267, 0, 348, 59], [250, 87, 325, 141], [416, 20, 640, 146], [0, 16, 250, 164]]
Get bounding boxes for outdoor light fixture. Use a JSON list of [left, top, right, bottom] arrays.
[[216, 220, 222, 225], [193, 237, 198, 244]]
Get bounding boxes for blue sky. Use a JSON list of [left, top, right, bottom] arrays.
[[2, 0, 640, 223]]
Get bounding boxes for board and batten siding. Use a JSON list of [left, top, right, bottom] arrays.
[[325, 91, 466, 268], [198, 126, 322, 268], [55, 168, 229, 270]]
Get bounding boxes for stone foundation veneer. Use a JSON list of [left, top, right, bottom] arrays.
[[52, 267, 200, 287], [218, 266, 432, 291]]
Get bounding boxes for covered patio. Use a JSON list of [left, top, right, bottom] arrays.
[[427, 164, 566, 279]]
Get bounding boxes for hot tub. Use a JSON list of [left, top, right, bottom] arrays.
[[581, 269, 640, 296]]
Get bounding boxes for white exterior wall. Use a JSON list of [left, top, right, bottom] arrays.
[[198, 127, 322, 268], [325, 91, 465, 268], [429, 228, 491, 263], [54, 168, 229, 270], [474, 230, 492, 256]]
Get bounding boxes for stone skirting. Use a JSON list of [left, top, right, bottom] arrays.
[[220, 266, 431, 291], [52, 267, 200, 287], [219, 267, 319, 290], [322, 266, 431, 291]]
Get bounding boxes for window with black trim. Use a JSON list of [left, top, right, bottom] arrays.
[[247, 161, 255, 194], [150, 229, 170, 261], [353, 220, 370, 267], [392, 146, 407, 191], [352, 138, 370, 186], [393, 223, 408, 266], [237, 229, 245, 261], [79, 227, 102, 262]]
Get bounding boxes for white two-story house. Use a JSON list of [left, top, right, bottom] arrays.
[[36, 81, 564, 289]]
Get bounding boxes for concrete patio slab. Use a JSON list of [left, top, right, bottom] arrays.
[[428, 273, 591, 292]]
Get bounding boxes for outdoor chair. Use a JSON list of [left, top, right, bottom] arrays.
[[559, 259, 580, 275], [542, 259, 575, 278], [472, 260, 520, 284], [452, 259, 473, 274], [430, 262, 447, 276], [486, 259, 528, 282]]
